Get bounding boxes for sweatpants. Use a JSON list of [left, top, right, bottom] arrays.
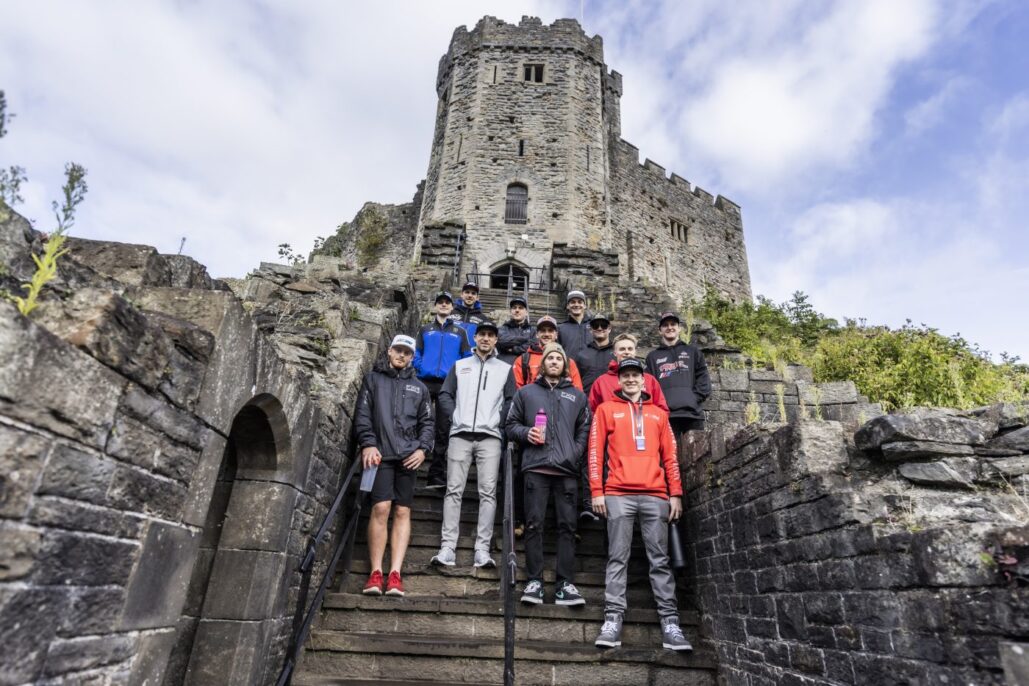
[[440, 434, 501, 553], [603, 494, 678, 618]]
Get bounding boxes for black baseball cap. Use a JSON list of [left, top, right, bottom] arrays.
[[435, 291, 454, 304], [658, 311, 681, 325], [510, 296, 528, 307], [617, 358, 645, 375], [462, 281, 480, 292], [476, 319, 499, 335], [590, 313, 611, 328]]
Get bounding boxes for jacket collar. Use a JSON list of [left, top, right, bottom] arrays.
[[534, 374, 573, 390], [373, 358, 415, 378], [613, 389, 653, 405]]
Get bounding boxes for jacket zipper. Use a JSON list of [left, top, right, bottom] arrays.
[[435, 319, 445, 377], [471, 355, 485, 433]]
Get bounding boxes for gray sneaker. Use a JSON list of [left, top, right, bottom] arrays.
[[473, 549, 496, 568], [594, 613, 623, 648], [660, 616, 693, 652], [430, 546, 456, 567]]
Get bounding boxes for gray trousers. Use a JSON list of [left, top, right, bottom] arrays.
[[604, 494, 678, 618], [441, 434, 501, 553]]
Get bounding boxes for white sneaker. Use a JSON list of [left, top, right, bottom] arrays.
[[473, 549, 496, 568], [430, 547, 456, 567]]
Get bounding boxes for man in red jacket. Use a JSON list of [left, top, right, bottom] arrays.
[[588, 358, 692, 653], [588, 333, 668, 412]]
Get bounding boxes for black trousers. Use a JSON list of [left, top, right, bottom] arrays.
[[670, 416, 705, 436], [424, 380, 449, 483], [523, 471, 578, 584]]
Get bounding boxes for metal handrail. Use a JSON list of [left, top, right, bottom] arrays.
[[500, 443, 517, 686], [277, 455, 365, 686]]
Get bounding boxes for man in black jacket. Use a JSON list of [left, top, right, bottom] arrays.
[[497, 296, 535, 364], [506, 342, 591, 606], [644, 311, 712, 436], [573, 313, 614, 394], [557, 289, 592, 360], [354, 335, 434, 597]]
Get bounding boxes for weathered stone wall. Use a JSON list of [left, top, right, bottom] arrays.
[[0, 209, 413, 685], [680, 411, 1029, 685]]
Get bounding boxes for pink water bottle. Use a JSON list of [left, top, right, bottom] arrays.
[[534, 408, 547, 443]]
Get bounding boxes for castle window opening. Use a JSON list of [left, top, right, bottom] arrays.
[[518, 139, 525, 157], [586, 146, 590, 171], [505, 183, 528, 224], [456, 134, 463, 163], [671, 218, 687, 243], [524, 64, 544, 83], [492, 65, 498, 84]]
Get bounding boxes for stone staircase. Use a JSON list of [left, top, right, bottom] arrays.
[[293, 468, 716, 685], [476, 287, 564, 323]]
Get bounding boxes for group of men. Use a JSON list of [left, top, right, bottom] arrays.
[[352, 281, 710, 651]]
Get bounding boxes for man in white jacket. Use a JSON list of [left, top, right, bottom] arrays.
[[431, 320, 515, 569]]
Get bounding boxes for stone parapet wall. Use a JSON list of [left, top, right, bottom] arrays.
[[680, 415, 1029, 685]]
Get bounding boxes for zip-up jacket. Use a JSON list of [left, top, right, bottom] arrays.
[[512, 342, 583, 391], [588, 359, 669, 413], [354, 359, 434, 460], [453, 301, 487, 345], [497, 318, 535, 364], [439, 350, 515, 440], [413, 317, 470, 382], [588, 391, 682, 500], [506, 376, 591, 477], [644, 341, 711, 420], [574, 340, 614, 394], [557, 314, 592, 360]]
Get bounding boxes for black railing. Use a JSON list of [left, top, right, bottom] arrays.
[[465, 267, 550, 292], [277, 455, 365, 686], [500, 444, 517, 686]]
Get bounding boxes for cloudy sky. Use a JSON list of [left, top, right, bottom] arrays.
[[2, 1, 1027, 359]]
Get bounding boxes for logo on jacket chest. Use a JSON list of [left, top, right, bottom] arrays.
[[405, 385, 422, 395], [560, 391, 577, 402]]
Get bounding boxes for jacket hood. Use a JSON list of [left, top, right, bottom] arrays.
[[455, 300, 482, 312], [588, 340, 613, 351], [533, 373, 574, 389], [374, 357, 416, 378], [612, 389, 654, 405], [656, 338, 689, 350], [503, 318, 533, 328]]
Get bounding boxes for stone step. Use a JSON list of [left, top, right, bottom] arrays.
[[371, 509, 608, 540], [294, 678, 477, 686], [298, 632, 716, 686], [358, 531, 645, 560], [348, 558, 611, 588]]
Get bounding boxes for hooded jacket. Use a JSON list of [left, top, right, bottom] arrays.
[[644, 341, 711, 420], [557, 314, 592, 360], [497, 318, 535, 364], [413, 317, 470, 382], [574, 339, 615, 394], [453, 300, 487, 345], [506, 375, 590, 477], [588, 390, 682, 500], [439, 350, 515, 440], [512, 341, 583, 391], [354, 358, 434, 461], [588, 359, 669, 413]]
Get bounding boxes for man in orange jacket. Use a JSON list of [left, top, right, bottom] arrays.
[[512, 316, 583, 390], [588, 358, 692, 653], [588, 333, 668, 412]]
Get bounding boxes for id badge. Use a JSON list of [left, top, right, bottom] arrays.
[[635, 436, 646, 451]]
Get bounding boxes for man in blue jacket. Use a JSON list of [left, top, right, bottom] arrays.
[[453, 281, 487, 345], [354, 335, 434, 597], [506, 342, 591, 606], [644, 311, 711, 436], [414, 291, 470, 490]]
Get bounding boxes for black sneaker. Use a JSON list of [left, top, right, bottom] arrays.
[[579, 509, 599, 522], [554, 581, 585, 606], [520, 579, 544, 605]]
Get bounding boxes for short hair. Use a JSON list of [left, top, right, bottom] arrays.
[[613, 332, 638, 346]]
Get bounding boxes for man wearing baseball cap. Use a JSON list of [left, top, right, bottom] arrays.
[[497, 295, 535, 364], [644, 311, 711, 436], [512, 316, 583, 391], [414, 291, 471, 490], [453, 281, 487, 345], [557, 289, 593, 360], [589, 358, 691, 652], [354, 335, 434, 597], [574, 313, 615, 395]]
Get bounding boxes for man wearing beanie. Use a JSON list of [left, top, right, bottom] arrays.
[[512, 316, 584, 391], [506, 342, 591, 606], [557, 289, 592, 360]]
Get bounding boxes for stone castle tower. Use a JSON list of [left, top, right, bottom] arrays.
[[413, 16, 751, 304]]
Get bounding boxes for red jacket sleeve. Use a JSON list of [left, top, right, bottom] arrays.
[[588, 405, 608, 498], [659, 414, 683, 497], [569, 360, 584, 391]]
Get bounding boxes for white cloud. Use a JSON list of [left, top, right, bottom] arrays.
[[904, 76, 969, 136]]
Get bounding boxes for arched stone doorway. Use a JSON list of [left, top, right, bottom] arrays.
[[166, 394, 294, 685], [490, 262, 530, 291]]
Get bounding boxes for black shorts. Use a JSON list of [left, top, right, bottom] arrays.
[[369, 460, 416, 507]]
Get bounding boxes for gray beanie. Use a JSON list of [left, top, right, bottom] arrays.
[[540, 342, 569, 377]]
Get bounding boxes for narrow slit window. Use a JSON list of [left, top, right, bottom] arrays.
[[523, 64, 544, 83], [456, 134, 463, 163], [518, 139, 525, 157], [492, 66, 498, 84], [670, 218, 687, 243], [586, 146, 590, 171]]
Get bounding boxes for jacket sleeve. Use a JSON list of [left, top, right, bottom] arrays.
[[694, 347, 711, 402], [353, 374, 377, 449], [497, 325, 520, 355], [501, 368, 516, 426], [416, 383, 434, 454], [645, 350, 658, 377], [569, 360, 584, 391], [412, 326, 425, 377], [660, 414, 683, 497], [505, 388, 531, 444], [510, 329, 533, 356], [573, 398, 591, 466], [648, 375, 670, 412], [587, 407, 607, 498], [512, 356, 525, 387], [588, 379, 602, 413], [459, 327, 472, 359], [438, 366, 458, 432]]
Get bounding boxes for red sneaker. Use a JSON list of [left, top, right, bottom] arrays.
[[362, 570, 384, 595], [385, 570, 405, 597]]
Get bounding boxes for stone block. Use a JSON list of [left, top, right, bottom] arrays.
[[120, 385, 211, 451], [0, 521, 43, 580], [28, 496, 144, 539], [0, 424, 50, 518], [979, 456, 1029, 482], [911, 525, 998, 587], [898, 458, 978, 488], [42, 633, 135, 677], [107, 462, 188, 520], [32, 529, 139, 586], [65, 237, 172, 286], [967, 402, 1028, 431], [163, 254, 214, 289], [783, 364, 814, 383], [38, 443, 116, 505], [718, 369, 749, 391], [0, 586, 66, 683], [218, 480, 298, 552], [0, 302, 124, 449], [882, 440, 976, 461], [989, 425, 1029, 453], [121, 522, 202, 631], [784, 420, 848, 477], [127, 628, 179, 686], [181, 431, 229, 528], [183, 618, 272, 686], [107, 413, 201, 482], [200, 549, 288, 621], [1000, 642, 1029, 686], [59, 586, 126, 637], [798, 380, 858, 405], [855, 408, 997, 452]]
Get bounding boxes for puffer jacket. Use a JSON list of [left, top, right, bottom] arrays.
[[644, 341, 711, 420], [511, 342, 584, 391], [413, 317, 470, 382], [354, 358, 434, 460], [588, 359, 669, 412], [574, 340, 614, 393], [453, 300, 487, 345], [497, 318, 535, 364], [439, 350, 515, 440], [506, 376, 591, 477]]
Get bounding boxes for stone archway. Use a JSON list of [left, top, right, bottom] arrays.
[[489, 261, 531, 291], [166, 394, 294, 685]]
